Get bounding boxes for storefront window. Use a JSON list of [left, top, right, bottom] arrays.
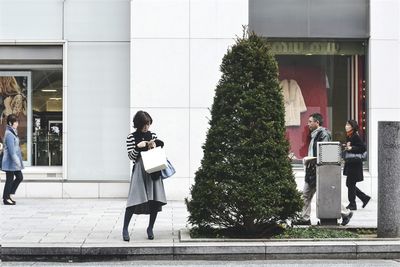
[[268, 40, 367, 165], [0, 69, 62, 166], [32, 69, 63, 166], [0, 45, 63, 167]]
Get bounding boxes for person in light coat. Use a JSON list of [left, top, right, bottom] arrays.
[[2, 114, 24, 205]]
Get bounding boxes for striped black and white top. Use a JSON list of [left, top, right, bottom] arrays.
[[126, 131, 160, 165]]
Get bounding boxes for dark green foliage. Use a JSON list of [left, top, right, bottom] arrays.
[[274, 227, 359, 239], [190, 226, 360, 239], [185, 31, 302, 235], [190, 225, 285, 239]]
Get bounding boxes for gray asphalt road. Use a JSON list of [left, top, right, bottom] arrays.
[[2, 260, 400, 267]]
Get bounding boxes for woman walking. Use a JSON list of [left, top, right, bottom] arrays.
[[122, 111, 167, 241], [343, 119, 370, 210], [2, 114, 24, 205]]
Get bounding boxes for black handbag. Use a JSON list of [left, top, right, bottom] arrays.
[[343, 151, 367, 163], [305, 160, 317, 187]]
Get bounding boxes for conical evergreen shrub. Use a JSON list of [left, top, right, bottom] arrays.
[[185, 31, 302, 235]]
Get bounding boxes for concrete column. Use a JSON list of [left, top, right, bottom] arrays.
[[378, 121, 400, 238]]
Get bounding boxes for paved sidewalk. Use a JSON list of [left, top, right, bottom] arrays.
[[3, 198, 399, 261], [0, 198, 377, 244], [0, 199, 187, 244]]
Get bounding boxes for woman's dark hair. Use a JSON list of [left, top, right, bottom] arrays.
[[347, 119, 359, 132], [6, 114, 18, 126], [133, 110, 153, 130]]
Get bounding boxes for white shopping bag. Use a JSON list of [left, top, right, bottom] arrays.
[[141, 147, 168, 173]]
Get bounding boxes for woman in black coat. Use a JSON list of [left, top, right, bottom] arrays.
[[343, 120, 370, 210]]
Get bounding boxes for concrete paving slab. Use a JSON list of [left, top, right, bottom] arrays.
[[355, 240, 400, 252], [2, 242, 83, 255], [173, 242, 266, 254], [265, 241, 357, 254], [80, 242, 175, 256], [2, 198, 398, 261]]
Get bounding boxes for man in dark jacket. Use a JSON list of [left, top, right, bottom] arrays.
[[293, 113, 353, 226]]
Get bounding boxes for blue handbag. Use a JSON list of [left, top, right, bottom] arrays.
[[161, 160, 176, 179]]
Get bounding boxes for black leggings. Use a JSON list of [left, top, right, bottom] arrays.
[[2, 171, 23, 200], [123, 204, 159, 231]]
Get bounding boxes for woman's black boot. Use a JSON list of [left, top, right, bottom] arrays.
[[3, 199, 15, 205], [146, 227, 154, 240], [147, 211, 157, 240], [122, 207, 134, 242], [122, 228, 130, 242]]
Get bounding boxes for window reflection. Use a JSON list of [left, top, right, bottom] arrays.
[[32, 69, 62, 166], [268, 40, 367, 165], [0, 74, 28, 161]]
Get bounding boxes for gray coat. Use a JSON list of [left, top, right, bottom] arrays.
[[2, 125, 24, 171]]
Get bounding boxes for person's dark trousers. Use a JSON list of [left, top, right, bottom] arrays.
[[2, 171, 23, 200], [346, 179, 369, 207], [123, 205, 160, 231]]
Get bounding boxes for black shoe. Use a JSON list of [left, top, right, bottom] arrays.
[[9, 197, 16, 204], [147, 227, 154, 240], [341, 211, 353, 226], [346, 203, 357, 210], [3, 199, 15, 205], [362, 196, 371, 208], [292, 219, 311, 226], [122, 228, 130, 242]]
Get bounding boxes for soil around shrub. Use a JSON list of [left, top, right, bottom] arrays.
[[190, 226, 378, 239]]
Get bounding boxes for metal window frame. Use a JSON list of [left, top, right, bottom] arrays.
[[0, 40, 67, 180]]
